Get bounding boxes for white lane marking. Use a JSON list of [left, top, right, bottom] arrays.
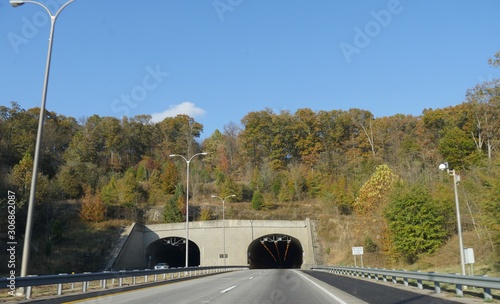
[[294, 271, 348, 304], [249, 276, 254, 280], [221, 285, 237, 293]]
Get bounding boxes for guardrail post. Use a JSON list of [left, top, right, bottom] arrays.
[[484, 287, 492, 301], [132, 270, 139, 285], [404, 277, 408, 287], [479, 275, 492, 300], [417, 279, 423, 289], [392, 276, 397, 284], [82, 272, 91, 292], [434, 281, 441, 293], [455, 283, 463, 297], [57, 273, 66, 295], [101, 271, 109, 289], [382, 274, 387, 282], [119, 270, 125, 287], [26, 285, 32, 300]]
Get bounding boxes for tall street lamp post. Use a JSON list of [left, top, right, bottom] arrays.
[[169, 152, 207, 267], [211, 194, 236, 266], [439, 162, 466, 275], [10, 0, 75, 279]]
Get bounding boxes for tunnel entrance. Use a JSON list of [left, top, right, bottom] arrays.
[[145, 237, 200, 268], [247, 234, 303, 269]]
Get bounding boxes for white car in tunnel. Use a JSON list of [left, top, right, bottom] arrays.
[[154, 262, 169, 270]]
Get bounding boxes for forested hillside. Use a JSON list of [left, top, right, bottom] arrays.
[[1, 52, 499, 274]]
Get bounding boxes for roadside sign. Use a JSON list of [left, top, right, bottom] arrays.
[[352, 246, 363, 255]]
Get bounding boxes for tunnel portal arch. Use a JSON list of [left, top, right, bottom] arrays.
[[247, 234, 303, 269], [145, 237, 200, 268]]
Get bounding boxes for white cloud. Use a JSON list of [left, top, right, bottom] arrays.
[[151, 102, 206, 123]]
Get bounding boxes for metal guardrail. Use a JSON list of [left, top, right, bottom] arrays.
[[311, 266, 500, 301], [1, 266, 248, 300]]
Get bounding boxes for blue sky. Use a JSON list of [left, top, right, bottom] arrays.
[[1, 0, 499, 139]]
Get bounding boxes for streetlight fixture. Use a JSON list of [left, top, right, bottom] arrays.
[[169, 152, 207, 267], [10, 1, 25, 7], [439, 162, 466, 275], [211, 194, 236, 266], [10, 0, 75, 279]]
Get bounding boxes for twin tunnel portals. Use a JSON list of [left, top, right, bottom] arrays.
[[145, 234, 303, 269], [248, 234, 303, 269]]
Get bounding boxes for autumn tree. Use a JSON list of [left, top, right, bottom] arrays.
[[316, 110, 350, 174], [465, 79, 500, 159], [101, 175, 119, 205], [353, 164, 398, 215], [294, 108, 322, 167], [251, 190, 264, 211], [80, 187, 106, 222], [488, 50, 500, 67], [240, 109, 274, 168], [10, 152, 50, 206], [158, 114, 203, 156], [385, 184, 449, 263], [438, 126, 479, 169], [348, 108, 376, 159], [164, 183, 184, 223]]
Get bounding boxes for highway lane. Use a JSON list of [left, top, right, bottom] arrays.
[[56, 269, 472, 304], [305, 270, 467, 304], [66, 269, 365, 304]]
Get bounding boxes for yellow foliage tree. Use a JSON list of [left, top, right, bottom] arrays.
[[352, 164, 399, 258], [353, 164, 398, 215], [80, 187, 106, 223]]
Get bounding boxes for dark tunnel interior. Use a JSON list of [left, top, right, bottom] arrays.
[[247, 234, 303, 269], [145, 237, 200, 268]]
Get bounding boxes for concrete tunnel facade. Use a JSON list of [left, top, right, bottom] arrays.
[[111, 219, 316, 270]]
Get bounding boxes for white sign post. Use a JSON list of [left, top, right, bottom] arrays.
[[352, 246, 364, 267], [464, 248, 475, 275]]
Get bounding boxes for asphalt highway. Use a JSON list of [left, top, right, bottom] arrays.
[[33, 269, 468, 304], [64, 269, 364, 304]]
